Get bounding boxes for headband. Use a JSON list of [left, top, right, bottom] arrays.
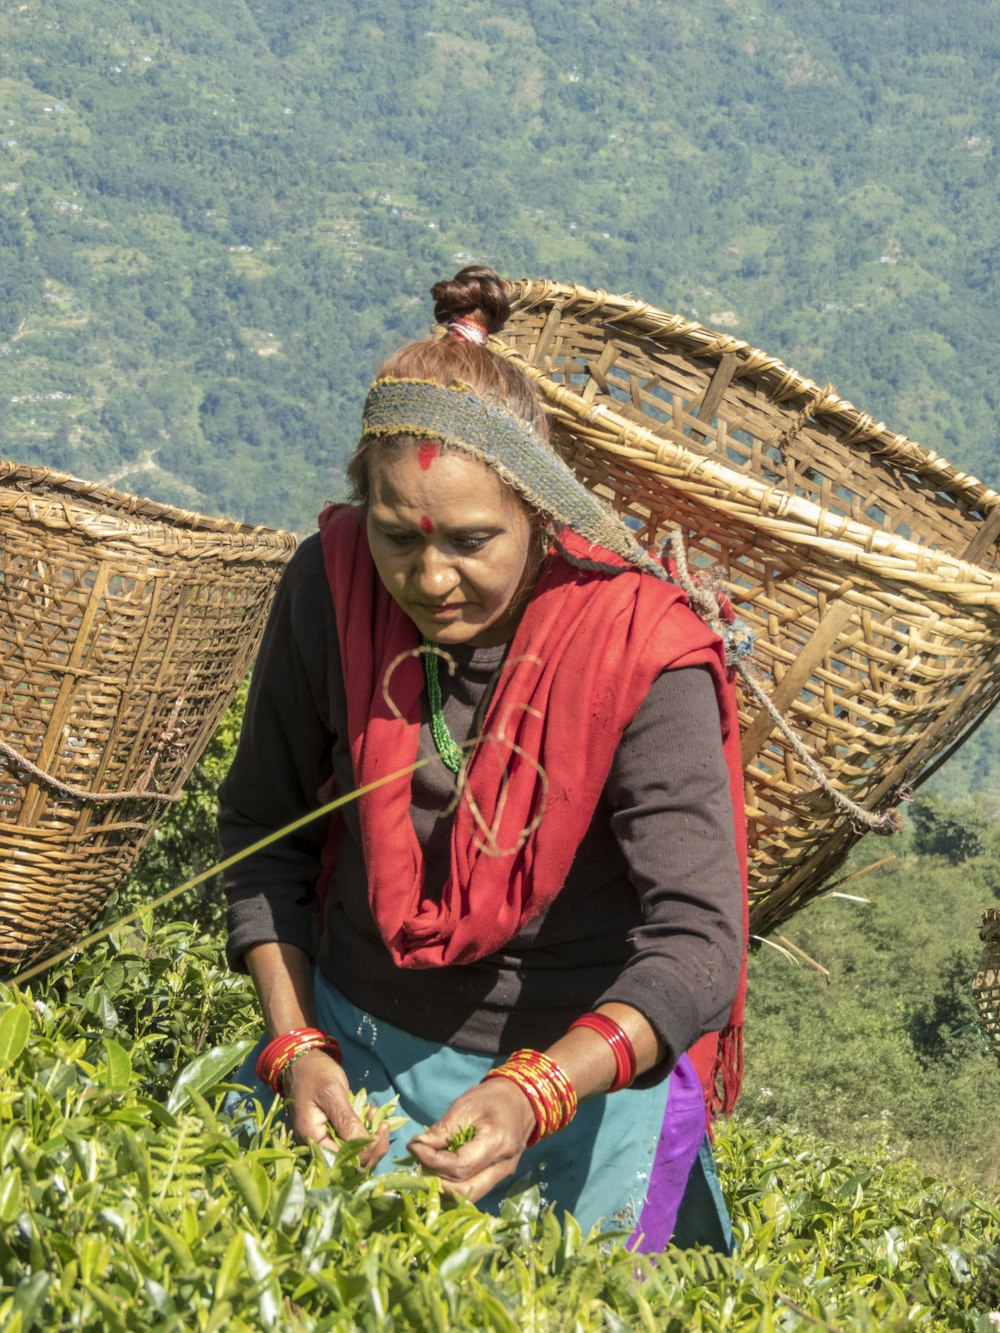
[[361, 376, 666, 579]]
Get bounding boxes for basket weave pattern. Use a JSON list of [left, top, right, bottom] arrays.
[[496, 283, 1000, 935], [0, 464, 296, 972]]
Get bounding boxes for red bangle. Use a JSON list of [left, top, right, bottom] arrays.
[[482, 1049, 577, 1146], [256, 1027, 343, 1095], [569, 1012, 637, 1091]]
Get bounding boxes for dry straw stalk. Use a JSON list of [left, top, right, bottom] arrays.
[[973, 909, 1000, 1068]]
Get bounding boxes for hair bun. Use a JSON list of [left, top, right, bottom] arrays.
[[431, 265, 510, 335]]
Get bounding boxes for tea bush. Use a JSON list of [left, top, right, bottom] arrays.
[[1, 917, 998, 1330]]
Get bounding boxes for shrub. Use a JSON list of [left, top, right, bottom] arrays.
[[1, 916, 998, 1330]]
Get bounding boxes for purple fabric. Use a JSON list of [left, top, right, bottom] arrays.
[[628, 1053, 707, 1252]]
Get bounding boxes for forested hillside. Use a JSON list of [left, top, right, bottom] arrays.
[[1, 0, 998, 533]]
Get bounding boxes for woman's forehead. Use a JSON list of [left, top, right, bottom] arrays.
[[368, 441, 513, 509]]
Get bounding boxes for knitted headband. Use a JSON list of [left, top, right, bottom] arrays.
[[361, 375, 667, 579]]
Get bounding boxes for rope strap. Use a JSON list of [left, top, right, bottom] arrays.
[[663, 529, 905, 835], [0, 738, 179, 806]]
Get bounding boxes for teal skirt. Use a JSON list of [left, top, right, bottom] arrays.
[[225, 974, 732, 1253]]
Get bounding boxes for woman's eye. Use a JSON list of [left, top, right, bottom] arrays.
[[383, 530, 415, 547], [455, 535, 490, 552]]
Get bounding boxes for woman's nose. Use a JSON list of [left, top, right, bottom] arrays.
[[414, 545, 459, 597]]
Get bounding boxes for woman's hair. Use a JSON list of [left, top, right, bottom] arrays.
[[347, 266, 550, 504], [347, 266, 670, 583]]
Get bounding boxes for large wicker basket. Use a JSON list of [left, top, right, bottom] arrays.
[[495, 282, 1000, 936], [0, 464, 297, 974]]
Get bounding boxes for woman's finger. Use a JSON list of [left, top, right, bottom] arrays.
[[280, 1049, 391, 1165]]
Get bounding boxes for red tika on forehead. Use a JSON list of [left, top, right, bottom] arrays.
[[417, 441, 439, 470], [419, 515, 434, 534]]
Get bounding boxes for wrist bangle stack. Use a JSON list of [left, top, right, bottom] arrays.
[[256, 1026, 343, 1095], [481, 1049, 577, 1146], [569, 1012, 638, 1091]]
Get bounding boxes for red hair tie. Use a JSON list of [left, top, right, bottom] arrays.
[[447, 315, 488, 346]]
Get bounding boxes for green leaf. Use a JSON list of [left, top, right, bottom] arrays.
[[940, 1242, 972, 1283], [84, 987, 119, 1030], [134, 1095, 178, 1130], [213, 1232, 245, 1304], [0, 1005, 31, 1068], [165, 1038, 255, 1114], [229, 1158, 270, 1224], [0, 1167, 22, 1224], [437, 1243, 496, 1282], [142, 1278, 172, 1317], [243, 1231, 274, 1282], [102, 1037, 132, 1091], [117, 1126, 152, 1205], [10, 1272, 48, 1326], [257, 1277, 282, 1332], [272, 1168, 306, 1229], [151, 1218, 194, 1273]]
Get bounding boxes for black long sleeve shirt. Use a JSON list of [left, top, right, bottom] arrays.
[[219, 534, 743, 1071]]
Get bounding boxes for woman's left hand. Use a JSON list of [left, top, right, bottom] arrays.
[[406, 1077, 536, 1203]]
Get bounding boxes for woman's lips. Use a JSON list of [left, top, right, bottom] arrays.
[[419, 601, 467, 617]]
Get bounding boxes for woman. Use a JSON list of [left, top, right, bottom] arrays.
[[219, 266, 747, 1252]]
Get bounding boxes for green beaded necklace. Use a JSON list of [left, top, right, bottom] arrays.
[[421, 640, 465, 773]]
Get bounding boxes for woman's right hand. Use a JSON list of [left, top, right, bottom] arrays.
[[280, 1048, 389, 1168], [243, 941, 389, 1168]]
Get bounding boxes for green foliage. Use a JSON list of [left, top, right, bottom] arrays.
[[2, 917, 999, 1330], [741, 830, 1000, 1188], [909, 794, 996, 865], [907, 949, 991, 1069]]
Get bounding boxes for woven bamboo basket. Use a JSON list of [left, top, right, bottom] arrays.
[[0, 463, 297, 974], [973, 908, 1000, 1069], [494, 281, 1000, 936]]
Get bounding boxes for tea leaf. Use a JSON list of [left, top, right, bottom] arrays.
[[0, 1005, 31, 1068], [0, 1166, 22, 1223], [165, 1038, 255, 1114], [213, 1232, 245, 1304], [10, 1271, 49, 1326], [102, 1037, 132, 1092], [229, 1157, 271, 1224], [446, 1121, 477, 1152]]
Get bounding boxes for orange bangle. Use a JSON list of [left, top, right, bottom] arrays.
[[482, 1049, 577, 1145]]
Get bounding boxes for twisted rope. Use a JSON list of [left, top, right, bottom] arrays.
[[662, 529, 905, 835], [0, 738, 179, 806]]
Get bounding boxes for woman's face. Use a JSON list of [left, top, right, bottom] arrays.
[[366, 442, 537, 647]]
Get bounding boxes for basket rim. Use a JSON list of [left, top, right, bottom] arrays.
[[0, 460, 298, 556], [503, 279, 1000, 518], [498, 281, 1000, 611]]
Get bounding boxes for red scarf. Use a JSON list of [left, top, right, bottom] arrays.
[[318, 504, 748, 1113]]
